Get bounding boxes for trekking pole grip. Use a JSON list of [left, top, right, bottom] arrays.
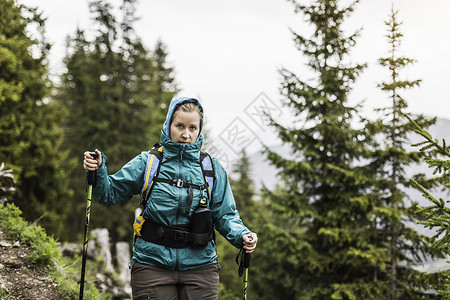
[[244, 252, 251, 268], [244, 236, 252, 268], [87, 152, 98, 186]]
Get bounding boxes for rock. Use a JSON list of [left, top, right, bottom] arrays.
[[0, 241, 12, 247], [59, 242, 98, 259], [87, 240, 98, 259], [91, 228, 113, 271], [111, 286, 132, 299], [95, 273, 106, 282], [59, 243, 82, 257], [115, 242, 131, 286]]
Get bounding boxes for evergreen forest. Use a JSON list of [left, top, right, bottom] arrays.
[[1, 0, 449, 299]]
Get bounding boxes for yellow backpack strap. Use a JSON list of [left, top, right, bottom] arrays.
[[133, 215, 145, 237], [140, 144, 163, 208], [200, 151, 215, 202]]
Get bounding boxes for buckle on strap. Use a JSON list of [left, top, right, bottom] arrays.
[[174, 230, 188, 242], [176, 179, 184, 188]]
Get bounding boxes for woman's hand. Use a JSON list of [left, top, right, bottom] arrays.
[[242, 232, 258, 253], [83, 149, 102, 171]]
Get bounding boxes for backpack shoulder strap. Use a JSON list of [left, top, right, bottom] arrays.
[[141, 143, 163, 208], [200, 151, 215, 201]]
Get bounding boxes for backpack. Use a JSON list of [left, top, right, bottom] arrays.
[[140, 143, 215, 212], [133, 143, 216, 248]]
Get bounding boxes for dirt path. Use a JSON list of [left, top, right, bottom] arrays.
[[0, 228, 63, 300]]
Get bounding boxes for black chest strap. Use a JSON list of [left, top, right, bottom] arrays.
[[154, 177, 207, 190], [154, 177, 208, 216]]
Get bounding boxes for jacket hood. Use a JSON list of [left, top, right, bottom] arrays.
[[162, 97, 204, 142]]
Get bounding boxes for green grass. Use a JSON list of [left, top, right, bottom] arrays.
[[0, 203, 58, 267]]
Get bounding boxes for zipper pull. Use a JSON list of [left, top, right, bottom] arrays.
[[180, 145, 184, 161]]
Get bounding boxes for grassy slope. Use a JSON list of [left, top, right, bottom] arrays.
[[0, 203, 103, 299]]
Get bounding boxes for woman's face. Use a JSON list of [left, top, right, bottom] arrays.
[[170, 110, 201, 144]]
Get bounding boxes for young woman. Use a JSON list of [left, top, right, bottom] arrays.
[[83, 97, 258, 300]]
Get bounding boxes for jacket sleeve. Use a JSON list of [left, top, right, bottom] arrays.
[[90, 152, 147, 206], [210, 158, 251, 248]]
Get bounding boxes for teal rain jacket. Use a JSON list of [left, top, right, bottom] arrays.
[[91, 97, 250, 271]]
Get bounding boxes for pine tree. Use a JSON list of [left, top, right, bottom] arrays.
[[408, 116, 450, 298], [251, 0, 394, 298], [229, 149, 257, 223], [57, 0, 177, 242], [0, 0, 73, 238], [146, 40, 178, 141], [366, 8, 445, 298]]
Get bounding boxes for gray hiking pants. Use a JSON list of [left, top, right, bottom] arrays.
[[131, 262, 220, 300]]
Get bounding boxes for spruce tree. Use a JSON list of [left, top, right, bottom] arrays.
[[366, 8, 446, 298], [252, 0, 392, 298], [408, 117, 450, 298], [0, 0, 73, 238], [229, 149, 257, 223], [58, 0, 177, 242], [148, 40, 178, 138]]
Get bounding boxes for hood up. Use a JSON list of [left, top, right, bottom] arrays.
[[162, 97, 204, 142]]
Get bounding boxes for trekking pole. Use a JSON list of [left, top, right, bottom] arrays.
[[79, 152, 98, 300], [242, 251, 251, 300], [236, 237, 252, 300]]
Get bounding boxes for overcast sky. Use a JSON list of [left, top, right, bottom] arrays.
[[21, 0, 450, 166]]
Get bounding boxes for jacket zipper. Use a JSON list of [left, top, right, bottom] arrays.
[[175, 144, 185, 270], [180, 148, 184, 161]]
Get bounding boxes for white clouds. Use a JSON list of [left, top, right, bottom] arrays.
[[21, 0, 450, 131]]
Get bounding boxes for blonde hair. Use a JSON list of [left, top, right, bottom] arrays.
[[172, 102, 203, 124]]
